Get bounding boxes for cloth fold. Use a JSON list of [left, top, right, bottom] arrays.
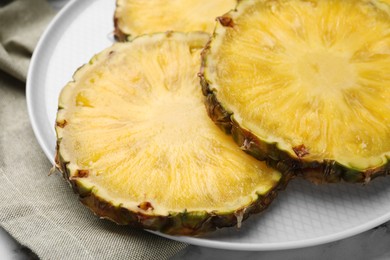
[[0, 0, 187, 259], [0, 0, 54, 81]]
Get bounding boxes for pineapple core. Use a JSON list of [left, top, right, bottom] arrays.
[[57, 34, 281, 215], [208, 0, 390, 170]]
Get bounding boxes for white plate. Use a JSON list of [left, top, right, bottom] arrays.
[[26, 0, 390, 251]]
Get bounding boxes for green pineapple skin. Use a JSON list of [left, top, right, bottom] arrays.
[[55, 134, 290, 236], [200, 79, 390, 184]]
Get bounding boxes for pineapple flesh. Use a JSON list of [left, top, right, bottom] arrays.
[[201, 0, 390, 183], [114, 0, 237, 41], [55, 32, 283, 235]]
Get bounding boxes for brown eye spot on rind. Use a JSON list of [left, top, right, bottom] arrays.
[[75, 169, 89, 178], [217, 16, 235, 28], [138, 201, 154, 211], [293, 144, 310, 158], [56, 120, 68, 128]]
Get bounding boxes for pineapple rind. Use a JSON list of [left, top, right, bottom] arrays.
[[56, 143, 287, 235], [55, 32, 286, 235], [202, 91, 390, 183], [201, 0, 390, 183], [56, 160, 285, 235]]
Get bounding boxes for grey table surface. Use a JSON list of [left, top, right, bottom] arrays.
[[1, 0, 390, 259]]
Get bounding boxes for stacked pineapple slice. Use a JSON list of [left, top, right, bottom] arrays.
[[55, 0, 390, 235], [201, 0, 390, 183], [114, 0, 237, 40]]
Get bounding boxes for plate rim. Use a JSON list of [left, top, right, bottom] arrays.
[[27, 0, 81, 163], [25, 0, 390, 251]]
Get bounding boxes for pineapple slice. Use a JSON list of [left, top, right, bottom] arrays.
[[114, 0, 237, 41], [201, 0, 390, 183], [55, 32, 284, 235]]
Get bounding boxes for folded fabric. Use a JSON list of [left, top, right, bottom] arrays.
[[0, 0, 187, 259], [0, 0, 54, 81]]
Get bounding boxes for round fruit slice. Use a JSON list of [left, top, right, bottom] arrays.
[[114, 0, 237, 41], [201, 0, 390, 183], [55, 32, 284, 235]]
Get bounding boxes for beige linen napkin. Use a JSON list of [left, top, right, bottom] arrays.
[[0, 0, 187, 259]]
